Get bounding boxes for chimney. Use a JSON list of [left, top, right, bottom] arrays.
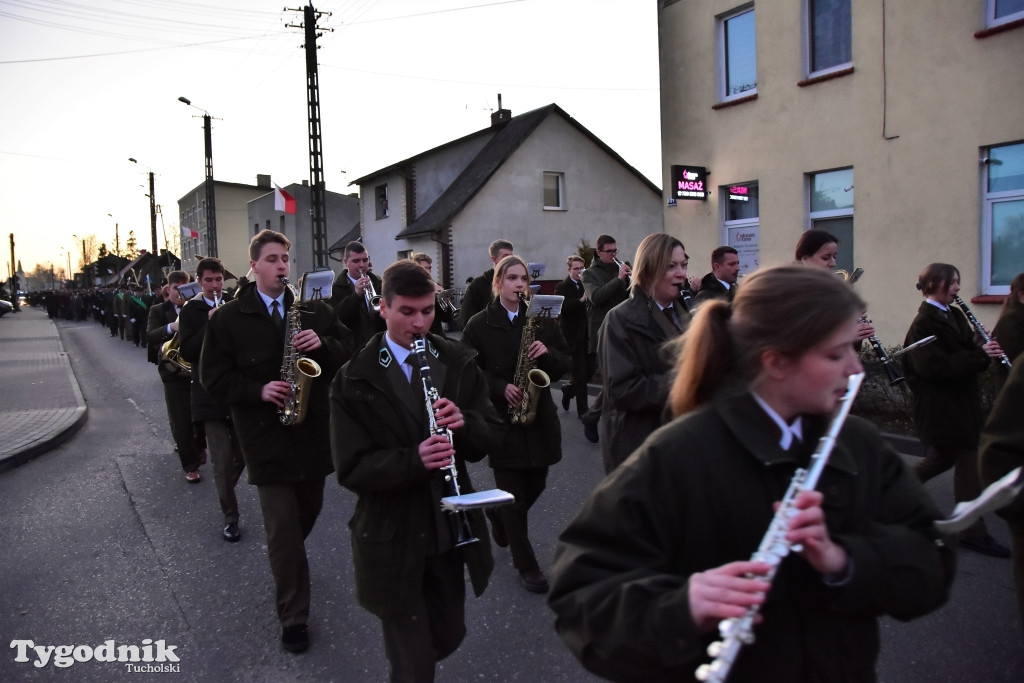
[[256, 174, 271, 189], [490, 93, 512, 127]]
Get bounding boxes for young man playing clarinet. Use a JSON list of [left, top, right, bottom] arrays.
[[331, 259, 502, 682], [200, 230, 352, 654]]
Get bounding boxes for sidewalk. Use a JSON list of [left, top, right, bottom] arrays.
[[0, 306, 87, 472]]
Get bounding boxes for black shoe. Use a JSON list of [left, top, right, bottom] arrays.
[[519, 567, 549, 594], [222, 523, 240, 542], [486, 508, 508, 548], [582, 411, 599, 444], [561, 385, 572, 412], [960, 534, 1011, 558], [281, 624, 309, 653]]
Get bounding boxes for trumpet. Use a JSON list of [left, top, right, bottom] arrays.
[[612, 257, 632, 277], [436, 288, 459, 317], [361, 269, 381, 315]]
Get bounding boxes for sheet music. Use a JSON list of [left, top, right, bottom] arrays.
[[298, 269, 335, 303], [525, 294, 564, 320], [177, 282, 201, 299], [934, 466, 1023, 534], [441, 489, 515, 511]]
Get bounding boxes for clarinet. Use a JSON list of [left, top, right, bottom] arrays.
[[954, 296, 1012, 369], [410, 334, 478, 547], [859, 316, 904, 385], [695, 373, 866, 683]]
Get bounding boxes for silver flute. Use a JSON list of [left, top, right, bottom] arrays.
[[954, 296, 1012, 369], [695, 372, 865, 683]]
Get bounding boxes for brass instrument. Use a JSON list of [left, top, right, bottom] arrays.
[[612, 257, 632, 277], [158, 331, 192, 378], [411, 334, 478, 547], [510, 293, 552, 426], [955, 296, 1012, 369], [361, 269, 381, 315], [278, 275, 322, 426], [436, 288, 459, 317], [695, 373, 866, 683]]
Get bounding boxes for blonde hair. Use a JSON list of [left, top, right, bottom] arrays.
[[669, 265, 864, 416], [631, 233, 685, 297], [492, 255, 529, 298]]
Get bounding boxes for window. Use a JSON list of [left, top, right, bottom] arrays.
[[543, 172, 565, 210], [987, 0, 1024, 28], [718, 6, 757, 101], [982, 142, 1024, 293], [722, 181, 760, 273], [279, 216, 285, 234], [375, 184, 389, 220], [807, 0, 851, 75], [808, 168, 855, 275]]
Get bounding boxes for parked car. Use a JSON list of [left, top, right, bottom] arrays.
[[0, 299, 13, 317]]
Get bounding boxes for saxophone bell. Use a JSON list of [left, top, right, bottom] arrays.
[[278, 275, 322, 426]]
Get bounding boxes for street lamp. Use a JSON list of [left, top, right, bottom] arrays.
[[128, 158, 158, 255], [178, 96, 218, 257]]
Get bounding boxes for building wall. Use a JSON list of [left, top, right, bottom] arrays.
[[178, 181, 267, 280], [450, 115, 663, 288], [659, 1, 1024, 340], [360, 170, 410, 269]]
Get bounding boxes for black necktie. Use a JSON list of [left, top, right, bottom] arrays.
[[271, 300, 285, 337], [663, 306, 680, 330]]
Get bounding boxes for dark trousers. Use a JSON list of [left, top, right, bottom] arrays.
[[564, 349, 595, 417], [162, 378, 201, 472], [381, 549, 466, 683], [1010, 520, 1024, 634], [915, 445, 988, 538], [491, 467, 549, 571], [204, 419, 245, 524], [256, 480, 325, 628]]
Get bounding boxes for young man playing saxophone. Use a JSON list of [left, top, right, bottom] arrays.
[[331, 259, 501, 682], [200, 230, 352, 654]]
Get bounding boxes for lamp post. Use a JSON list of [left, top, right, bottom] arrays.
[[178, 96, 218, 258], [128, 158, 159, 255], [107, 213, 121, 257]]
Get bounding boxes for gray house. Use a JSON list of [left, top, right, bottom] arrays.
[[352, 103, 662, 289]]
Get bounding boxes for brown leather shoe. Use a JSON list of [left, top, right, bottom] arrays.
[[185, 470, 201, 483]]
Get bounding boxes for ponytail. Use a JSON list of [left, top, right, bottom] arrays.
[[670, 300, 735, 416]]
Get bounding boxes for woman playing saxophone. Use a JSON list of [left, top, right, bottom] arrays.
[[461, 255, 571, 594]]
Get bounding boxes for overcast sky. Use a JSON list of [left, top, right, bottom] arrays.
[[0, 0, 660, 279]]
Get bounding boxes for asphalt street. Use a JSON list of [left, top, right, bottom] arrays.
[[0, 314, 1021, 681]]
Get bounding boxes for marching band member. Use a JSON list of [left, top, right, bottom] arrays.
[[146, 270, 204, 482], [554, 255, 593, 418], [412, 251, 453, 337], [178, 257, 245, 542], [549, 265, 953, 682], [459, 239, 515, 329], [331, 260, 501, 681], [461, 255, 571, 594], [596, 233, 692, 474], [329, 240, 386, 348], [991, 272, 1024, 392], [200, 230, 352, 653], [795, 229, 874, 342], [903, 263, 1010, 558]]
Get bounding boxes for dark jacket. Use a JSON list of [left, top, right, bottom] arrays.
[[461, 298, 572, 469], [991, 303, 1024, 391], [903, 302, 991, 448], [330, 270, 386, 349], [146, 300, 181, 379], [330, 333, 500, 618], [458, 268, 494, 329], [693, 272, 735, 304], [554, 276, 588, 352], [581, 259, 629, 354], [548, 392, 953, 683], [200, 282, 352, 485], [597, 288, 689, 473], [178, 293, 231, 422], [980, 359, 1024, 523]]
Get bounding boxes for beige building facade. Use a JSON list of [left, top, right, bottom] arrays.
[[659, 0, 1024, 341]]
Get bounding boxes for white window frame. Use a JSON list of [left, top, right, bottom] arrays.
[[807, 168, 855, 273], [717, 5, 758, 103], [543, 172, 566, 211], [986, 0, 1024, 29], [375, 183, 389, 220], [803, 0, 852, 79], [981, 142, 1024, 294]]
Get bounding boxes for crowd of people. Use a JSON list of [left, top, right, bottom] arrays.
[[47, 227, 1024, 681]]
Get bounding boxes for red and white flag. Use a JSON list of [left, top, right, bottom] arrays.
[[181, 225, 198, 240], [274, 184, 296, 214]]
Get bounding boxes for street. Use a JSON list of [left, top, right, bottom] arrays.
[[1, 313, 1022, 681]]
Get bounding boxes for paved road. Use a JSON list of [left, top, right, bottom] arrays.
[[0, 312, 1021, 681]]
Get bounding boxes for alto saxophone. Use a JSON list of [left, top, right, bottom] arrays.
[[510, 293, 551, 426], [278, 276, 322, 426]]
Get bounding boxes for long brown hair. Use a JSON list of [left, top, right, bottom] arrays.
[[999, 272, 1024, 317], [631, 233, 685, 297], [491, 254, 529, 298], [669, 265, 864, 416]]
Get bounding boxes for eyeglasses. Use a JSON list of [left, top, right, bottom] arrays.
[[600, 248, 618, 255]]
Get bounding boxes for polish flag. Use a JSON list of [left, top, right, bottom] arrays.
[[182, 225, 198, 240], [274, 184, 296, 214]]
